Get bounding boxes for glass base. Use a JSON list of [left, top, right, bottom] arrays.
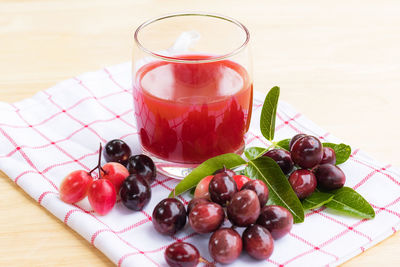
[[141, 152, 198, 180], [142, 145, 245, 180]]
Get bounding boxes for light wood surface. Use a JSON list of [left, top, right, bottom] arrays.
[[1, 0, 399, 266]]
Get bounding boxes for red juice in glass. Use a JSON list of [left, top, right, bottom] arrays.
[[133, 54, 253, 163]]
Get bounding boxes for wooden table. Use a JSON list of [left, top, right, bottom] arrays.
[[1, 0, 399, 266]]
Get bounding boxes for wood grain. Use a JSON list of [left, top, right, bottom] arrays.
[[0, 0, 399, 266]]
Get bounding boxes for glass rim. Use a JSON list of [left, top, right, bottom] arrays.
[[134, 12, 250, 63]]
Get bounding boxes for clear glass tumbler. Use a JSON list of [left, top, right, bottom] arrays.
[[132, 12, 253, 178]]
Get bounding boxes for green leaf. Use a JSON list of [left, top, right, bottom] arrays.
[[276, 138, 291, 151], [302, 191, 334, 210], [325, 187, 375, 219], [168, 153, 247, 197], [247, 157, 304, 223], [323, 143, 351, 165], [260, 86, 280, 141], [244, 147, 267, 160]]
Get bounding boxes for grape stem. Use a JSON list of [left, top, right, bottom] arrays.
[[89, 143, 107, 178], [172, 188, 176, 198]]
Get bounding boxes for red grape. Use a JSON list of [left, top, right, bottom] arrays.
[[243, 225, 274, 260], [314, 163, 346, 191], [152, 198, 187, 235], [88, 179, 116, 215], [209, 172, 237, 206], [194, 175, 213, 200], [120, 174, 151, 211], [165, 242, 199, 267], [103, 139, 131, 166], [102, 162, 129, 193], [320, 147, 336, 165], [257, 205, 293, 239], [227, 189, 260, 227], [60, 170, 93, 204], [241, 179, 269, 206], [263, 149, 294, 175], [186, 198, 210, 215], [289, 133, 306, 150], [127, 154, 156, 184], [209, 228, 242, 264], [288, 169, 317, 199], [189, 202, 225, 233], [291, 135, 323, 169], [232, 175, 251, 190]]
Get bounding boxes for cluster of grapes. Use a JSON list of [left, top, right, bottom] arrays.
[[153, 168, 293, 266], [264, 134, 346, 200], [59, 139, 156, 214]]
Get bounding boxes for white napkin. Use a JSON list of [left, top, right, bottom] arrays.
[[0, 62, 399, 267]]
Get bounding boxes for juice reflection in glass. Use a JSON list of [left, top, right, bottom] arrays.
[[133, 13, 253, 177]]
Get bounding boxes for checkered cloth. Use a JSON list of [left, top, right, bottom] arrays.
[[1, 62, 399, 267]]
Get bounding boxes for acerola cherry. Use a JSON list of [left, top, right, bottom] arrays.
[[209, 172, 238, 206], [314, 164, 346, 191], [241, 179, 269, 206], [120, 174, 151, 211], [320, 147, 336, 165], [103, 139, 131, 166], [232, 175, 251, 190], [186, 198, 210, 215], [288, 169, 317, 199], [102, 162, 129, 193], [291, 135, 323, 169], [127, 154, 156, 184], [257, 205, 293, 239], [194, 175, 213, 200], [289, 133, 306, 150], [209, 228, 242, 264], [88, 179, 116, 216], [165, 242, 200, 267], [263, 149, 294, 175], [189, 202, 225, 233], [152, 198, 187, 235], [60, 170, 93, 204], [243, 225, 274, 260], [227, 189, 260, 227]]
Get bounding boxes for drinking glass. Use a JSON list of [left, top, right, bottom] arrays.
[[132, 12, 253, 178]]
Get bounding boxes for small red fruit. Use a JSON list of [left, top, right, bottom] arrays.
[[243, 224, 274, 260], [227, 189, 260, 227], [88, 179, 116, 215], [60, 170, 93, 204], [232, 175, 251, 190], [320, 147, 336, 165], [209, 228, 242, 264], [257, 205, 293, 239], [288, 169, 317, 200], [314, 164, 346, 191], [209, 172, 238, 206], [241, 179, 269, 206], [291, 135, 323, 169], [194, 175, 213, 199], [102, 162, 129, 193], [165, 242, 200, 267], [186, 198, 210, 215], [189, 202, 225, 233]]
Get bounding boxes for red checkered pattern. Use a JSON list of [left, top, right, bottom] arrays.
[[0, 62, 399, 267]]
